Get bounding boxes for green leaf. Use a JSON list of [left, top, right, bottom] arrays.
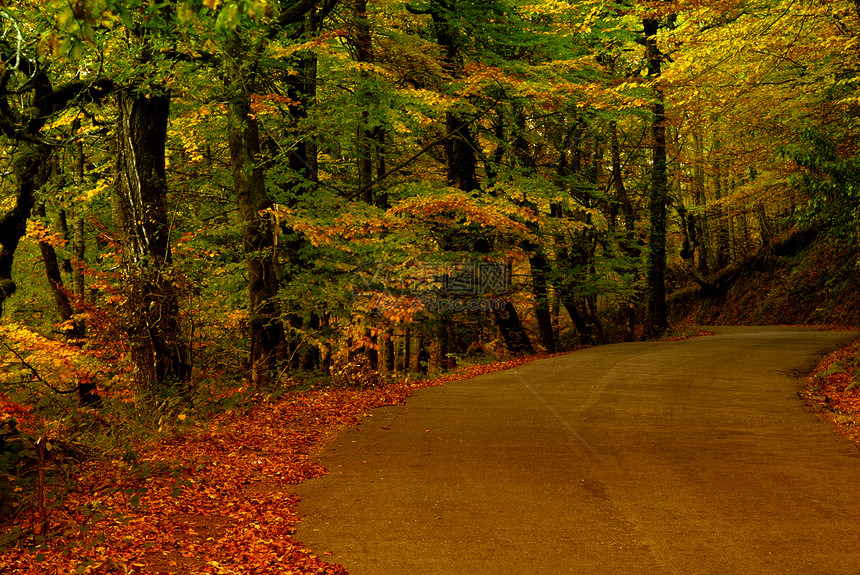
[[120, 8, 134, 30]]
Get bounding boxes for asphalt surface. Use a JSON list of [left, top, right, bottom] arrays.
[[294, 327, 860, 574]]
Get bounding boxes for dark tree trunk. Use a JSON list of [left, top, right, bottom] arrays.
[[279, 5, 330, 371], [436, 318, 455, 370], [383, 329, 395, 373], [514, 111, 555, 353], [445, 112, 479, 192], [610, 121, 635, 243], [712, 155, 730, 269], [354, 0, 374, 204], [0, 141, 49, 317], [527, 248, 556, 354], [493, 300, 536, 355], [71, 118, 88, 301], [114, 89, 190, 390], [225, 34, 286, 387], [363, 329, 379, 370], [643, 17, 669, 338], [72, 218, 86, 299], [558, 290, 594, 346], [610, 121, 637, 341], [34, 205, 78, 335], [416, 333, 429, 374], [402, 328, 412, 371], [691, 128, 711, 274]]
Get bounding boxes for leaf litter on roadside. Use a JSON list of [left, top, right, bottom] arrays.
[[802, 338, 860, 446], [0, 354, 552, 574]]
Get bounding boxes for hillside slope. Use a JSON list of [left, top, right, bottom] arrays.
[[669, 229, 860, 327]]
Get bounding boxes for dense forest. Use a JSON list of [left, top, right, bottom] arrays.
[[1, 0, 859, 517], [1, 0, 859, 570]]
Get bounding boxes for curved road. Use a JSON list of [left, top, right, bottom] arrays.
[[295, 327, 860, 574]]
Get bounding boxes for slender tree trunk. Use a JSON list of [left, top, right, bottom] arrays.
[[551, 122, 596, 346], [756, 202, 772, 247], [383, 328, 395, 373], [692, 128, 711, 274], [610, 121, 637, 341], [436, 319, 453, 369], [225, 35, 285, 387], [416, 333, 429, 374], [643, 17, 669, 338], [527, 248, 556, 353], [70, 118, 88, 302], [34, 205, 76, 331], [355, 0, 374, 204], [402, 328, 411, 372]]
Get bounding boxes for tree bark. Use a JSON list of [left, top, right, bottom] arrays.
[[514, 111, 555, 353], [691, 127, 711, 274], [34, 205, 77, 333], [643, 17, 669, 338], [609, 121, 637, 341], [225, 33, 286, 387], [0, 142, 49, 318], [71, 118, 88, 301], [114, 89, 190, 391], [529, 249, 556, 353], [492, 299, 536, 355]]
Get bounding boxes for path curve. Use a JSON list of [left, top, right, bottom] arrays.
[[294, 327, 860, 574]]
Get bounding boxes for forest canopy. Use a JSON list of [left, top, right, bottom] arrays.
[[1, 0, 858, 408]]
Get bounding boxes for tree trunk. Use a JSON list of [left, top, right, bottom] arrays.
[[0, 141, 49, 318], [114, 89, 190, 391], [355, 0, 374, 204], [71, 118, 88, 301], [383, 328, 395, 373], [402, 328, 412, 372], [610, 121, 637, 341], [225, 34, 286, 387], [493, 300, 536, 355], [691, 128, 711, 274], [643, 17, 669, 338], [34, 205, 77, 334], [528, 249, 556, 353], [416, 333, 429, 374], [712, 154, 730, 269]]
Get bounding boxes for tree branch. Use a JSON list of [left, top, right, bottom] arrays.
[[1, 341, 77, 395]]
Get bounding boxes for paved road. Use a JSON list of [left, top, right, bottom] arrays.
[[294, 327, 860, 574]]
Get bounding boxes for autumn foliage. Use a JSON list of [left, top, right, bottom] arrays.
[[1, 0, 859, 571], [803, 339, 860, 446], [0, 355, 549, 574]]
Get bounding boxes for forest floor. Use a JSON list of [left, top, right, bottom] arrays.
[[801, 336, 860, 447], [0, 354, 565, 575], [1, 326, 857, 574]]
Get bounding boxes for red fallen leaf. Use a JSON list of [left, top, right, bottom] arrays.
[[2, 353, 578, 575], [381, 425, 390, 430]]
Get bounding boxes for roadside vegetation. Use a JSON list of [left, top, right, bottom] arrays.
[[803, 339, 860, 447], [1, 0, 859, 572]]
